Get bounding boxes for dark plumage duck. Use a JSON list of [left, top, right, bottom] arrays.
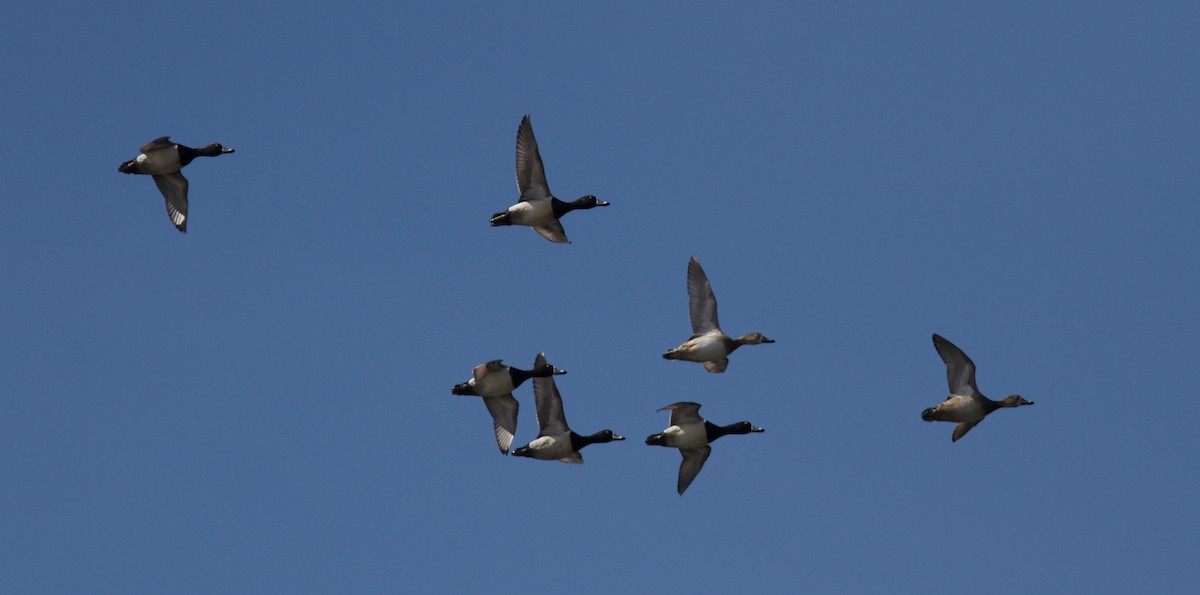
[[451, 355, 566, 454], [645, 402, 763, 495], [490, 115, 608, 244], [662, 257, 774, 373], [922, 334, 1034, 442], [118, 136, 234, 232], [511, 353, 624, 463]]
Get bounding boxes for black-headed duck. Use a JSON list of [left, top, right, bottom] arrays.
[[490, 115, 608, 243], [118, 136, 234, 233], [451, 355, 566, 454], [645, 401, 763, 495], [511, 353, 624, 463]]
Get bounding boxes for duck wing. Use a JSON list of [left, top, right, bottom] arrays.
[[677, 446, 712, 495], [140, 136, 174, 154], [687, 257, 720, 335], [482, 394, 519, 454], [533, 220, 569, 244], [933, 334, 980, 396], [952, 420, 981, 442], [152, 172, 188, 233], [515, 114, 550, 201], [532, 354, 570, 436], [658, 401, 704, 427]]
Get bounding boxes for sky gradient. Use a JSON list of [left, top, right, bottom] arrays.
[[1, 2, 1198, 593]]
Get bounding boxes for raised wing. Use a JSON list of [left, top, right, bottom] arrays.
[[140, 136, 174, 154], [677, 446, 712, 495], [532, 354, 570, 437], [152, 172, 189, 233], [515, 114, 550, 201], [658, 401, 704, 427], [482, 394, 518, 454], [933, 334, 980, 396], [687, 257, 720, 335]]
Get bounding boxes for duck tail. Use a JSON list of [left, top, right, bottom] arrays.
[[662, 349, 677, 360], [490, 211, 511, 226], [921, 407, 936, 422], [450, 382, 474, 396], [645, 433, 667, 446]]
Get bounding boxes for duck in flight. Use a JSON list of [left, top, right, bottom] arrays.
[[451, 355, 566, 454], [118, 136, 234, 233], [645, 402, 764, 495], [490, 115, 608, 244], [921, 334, 1034, 442], [663, 256, 774, 373], [511, 353, 624, 463]]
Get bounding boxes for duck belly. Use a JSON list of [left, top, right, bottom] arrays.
[[671, 334, 728, 362], [932, 395, 986, 423], [662, 423, 708, 449], [136, 146, 183, 175], [524, 434, 573, 460], [506, 199, 555, 226], [472, 373, 515, 398]]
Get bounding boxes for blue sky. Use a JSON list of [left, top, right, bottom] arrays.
[[2, 1, 1198, 593]]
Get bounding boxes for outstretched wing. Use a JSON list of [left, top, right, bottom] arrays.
[[532, 220, 569, 244], [687, 257, 720, 335], [515, 115, 550, 201], [482, 394, 518, 454], [952, 420, 980, 442], [933, 334, 980, 396], [677, 446, 712, 495], [658, 401, 704, 427], [532, 354, 570, 436], [152, 172, 189, 233]]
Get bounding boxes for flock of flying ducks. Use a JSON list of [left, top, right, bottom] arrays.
[[117, 115, 1036, 495]]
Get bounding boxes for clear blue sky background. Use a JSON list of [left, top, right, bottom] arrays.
[[2, 1, 1197, 593]]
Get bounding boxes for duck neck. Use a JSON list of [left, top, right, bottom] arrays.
[[992, 395, 1027, 411], [570, 431, 598, 450], [571, 430, 620, 450], [550, 196, 599, 218], [550, 197, 575, 218], [177, 144, 225, 167], [705, 421, 742, 442], [507, 367, 534, 387]]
